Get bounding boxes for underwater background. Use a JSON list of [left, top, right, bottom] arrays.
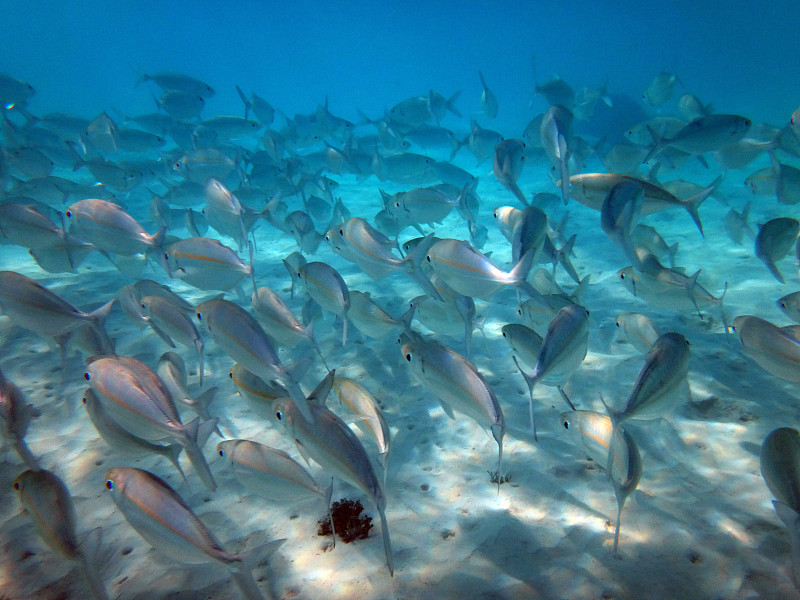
[[3, 2, 800, 599]]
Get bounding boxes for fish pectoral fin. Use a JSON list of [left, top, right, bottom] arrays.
[[439, 399, 456, 420], [295, 439, 313, 466]]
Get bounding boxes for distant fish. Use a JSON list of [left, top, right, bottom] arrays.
[[163, 236, 254, 292], [540, 105, 573, 205], [493, 139, 528, 206], [229, 363, 289, 419], [677, 93, 713, 121], [141, 295, 205, 384], [139, 70, 215, 97], [560, 410, 642, 553], [501, 323, 543, 370], [533, 67, 575, 108], [464, 120, 504, 164], [631, 224, 678, 267], [273, 370, 395, 575], [754, 217, 800, 284], [154, 89, 205, 119], [14, 469, 109, 600], [106, 466, 283, 599], [600, 180, 644, 269], [778, 292, 800, 323], [348, 290, 412, 341], [251, 286, 322, 353], [235, 85, 275, 125], [478, 71, 498, 119], [0, 72, 35, 109], [297, 261, 350, 346], [156, 352, 218, 423], [770, 152, 800, 206], [644, 114, 752, 163], [642, 71, 679, 107], [761, 427, 800, 588]]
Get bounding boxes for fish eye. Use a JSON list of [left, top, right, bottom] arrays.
[[275, 411, 282, 420], [197, 312, 203, 320], [426, 255, 431, 262], [405, 353, 412, 362], [324, 234, 330, 241], [563, 421, 570, 430], [164, 252, 169, 260], [502, 331, 507, 337], [218, 449, 225, 457], [338, 229, 343, 236], [141, 303, 147, 309], [585, 310, 590, 317], [84, 372, 91, 381], [65, 210, 72, 217], [228, 371, 233, 379], [105, 480, 114, 490], [517, 308, 523, 315], [781, 302, 787, 308], [82, 396, 87, 404], [620, 273, 626, 279], [13, 481, 19, 490], [615, 320, 621, 328]]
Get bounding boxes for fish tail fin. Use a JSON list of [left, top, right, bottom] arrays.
[[718, 281, 730, 334], [446, 91, 462, 118], [667, 241, 680, 268], [378, 504, 395, 577], [772, 501, 800, 588], [230, 539, 287, 600], [686, 269, 704, 319], [492, 422, 504, 495], [510, 248, 536, 287], [513, 355, 538, 440], [195, 338, 205, 387], [683, 175, 722, 238], [641, 125, 665, 164], [183, 418, 217, 492], [150, 225, 167, 249], [86, 299, 116, 355], [235, 85, 251, 120]]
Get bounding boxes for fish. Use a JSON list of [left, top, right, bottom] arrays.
[[478, 71, 498, 119], [560, 410, 642, 553], [464, 120, 504, 164], [534, 71, 575, 108], [501, 323, 543, 370], [618, 252, 727, 325], [754, 217, 800, 284], [567, 173, 716, 237], [85, 355, 218, 491], [0, 72, 35, 108], [139, 71, 215, 97], [400, 334, 504, 490], [235, 86, 275, 125], [424, 237, 537, 300], [0, 270, 114, 346], [65, 198, 165, 256], [140, 295, 205, 384], [229, 363, 289, 419], [540, 104, 573, 205], [156, 352, 218, 423], [155, 89, 205, 119], [761, 427, 800, 587], [642, 71, 679, 107], [733, 315, 800, 383], [493, 139, 528, 206], [411, 288, 478, 356], [217, 439, 330, 503], [105, 466, 284, 600], [600, 180, 644, 268], [273, 370, 395, 575], [297, 261, 350, 346], [195, 298, 313, 421], [604, 332, 691, 424], [251, 286, 324, 358], [14, 469, 109, 600], [771, 153, 800, 205], [82, 388, 186, 479], [631, 224, 678, 267], [0, 367, 40, 470], [163, 236, 255, 292], [778, 292, 800, 323], [644, 114, 752, 163], [514, 304, 589, 438], [348, 290, 412, 341], [332, 376, 392, 485], [203, 178, 254, 251], [615, 312, 662, 354]]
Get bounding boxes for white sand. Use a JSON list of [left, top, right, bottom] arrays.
[[2, 138, 800, 600]]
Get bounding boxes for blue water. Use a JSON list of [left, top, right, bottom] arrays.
[[3, 3, 800, 599]]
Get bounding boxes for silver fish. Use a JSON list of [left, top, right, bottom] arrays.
[[755, 217, 800, 284], [615, 312, 662, 354], [348, 290, 411, 341], [164, 236, 254, 292], [493, 139, 527, 206], [273, 370, 394, 575], [560, 410, 642, 553], [235, 86, 275, 125], [140, 71, 215, 97], [778, 292, 800, 323], [734, 315, 800, 383], [643, 72, 679, 107], [82, 388, 185, 479], [195, 298, 313, 422], [644, 114, 751, 162], [65, 198, 165, 256], [14, 469, 108, 599], [297, 261, 350, 346], [229, 364, 288, 419], [600, 180, 644, 268], [399, 335, 504, 488], [141, 295, 205, 384], [515, 304, 589, 438], [105, 466, 283, 600], [0, 270, 114, 345], [501, 323, 543, 370], [156, 352, 218, 423], [85, 356, 217, 491], [540, 104, 573, 205], [217, 439, 329, 503]]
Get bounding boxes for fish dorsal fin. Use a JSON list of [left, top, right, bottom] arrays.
[[308, 370, 336, 406]]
